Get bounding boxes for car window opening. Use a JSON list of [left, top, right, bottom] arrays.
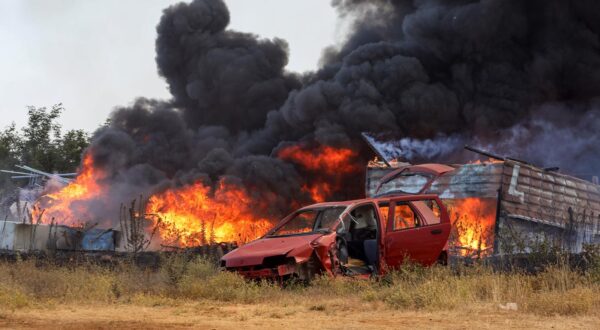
[[377, 202, 389, 232], [269, 207, 345, 237], [376, 173, 431, 196], [411, 200, 442, 225], [337, 204, 380, 276], [392, 202, 422, 230]]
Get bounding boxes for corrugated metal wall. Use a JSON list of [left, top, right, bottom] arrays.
[[428, 163, 503, 199], [496, 160, 600, 253]]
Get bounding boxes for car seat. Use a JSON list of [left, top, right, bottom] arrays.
[[363, 239, 378, 268]]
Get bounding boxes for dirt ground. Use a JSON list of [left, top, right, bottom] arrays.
[[1, 300, 598, 329]]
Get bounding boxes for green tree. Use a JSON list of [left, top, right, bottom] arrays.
[[0, 123, 23, 194], [0, 103, 90, 175], [56, 129, 89, 172], [0, 123, 22, 168], [19, 104, 64, 172]]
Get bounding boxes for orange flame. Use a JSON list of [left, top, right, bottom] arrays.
[[147, 145, 361, 246], [468, 158, 503, 165], [446, 198, 497, 257], [278, 145, 360, 203], [277, 145, 358, 173], [146, 180, 272, 246], [33, 153, 106, 226], [33, 145, 362, 248]]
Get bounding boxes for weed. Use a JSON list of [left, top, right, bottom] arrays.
[[309, 304, 326, 311]]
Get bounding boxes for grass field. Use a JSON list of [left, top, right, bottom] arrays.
[[1, 255, 599, 329]]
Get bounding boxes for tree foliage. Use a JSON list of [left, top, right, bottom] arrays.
[[0, 104, 90, 174]]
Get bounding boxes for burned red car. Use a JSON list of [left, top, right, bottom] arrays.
[[220, 194, 450, 281]]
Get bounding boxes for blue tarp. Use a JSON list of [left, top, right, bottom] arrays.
[[80, 229, 116, 251]]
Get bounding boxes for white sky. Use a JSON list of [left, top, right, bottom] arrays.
[[0, 0, 340, 132]]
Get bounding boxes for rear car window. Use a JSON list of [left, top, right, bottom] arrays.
[[392, 203, 421, 230], [377, 173, 430, 195], [411, 200, 442, 225]]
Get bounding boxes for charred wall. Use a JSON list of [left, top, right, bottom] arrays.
[[496, 160, 600, 254]]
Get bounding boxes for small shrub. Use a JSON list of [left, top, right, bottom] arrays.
[[308, 304, 326, 311], [0, 285, 30, 309]]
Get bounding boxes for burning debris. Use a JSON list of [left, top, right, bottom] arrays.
[[32, 154, 107, 227]]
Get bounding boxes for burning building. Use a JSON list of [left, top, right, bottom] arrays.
[[365, 147, 600, 257]]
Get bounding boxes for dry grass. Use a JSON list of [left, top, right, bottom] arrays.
[[5, 301, 600, 329], [0, 254, 599, 320]]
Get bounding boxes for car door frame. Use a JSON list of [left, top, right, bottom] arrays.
[[338, 201, 384, 271]]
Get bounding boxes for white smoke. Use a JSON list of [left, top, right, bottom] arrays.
[[363, 133, 464, 162]]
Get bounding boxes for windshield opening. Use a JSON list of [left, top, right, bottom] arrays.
[[376, 173, 431, 196], [269, 207, 345, 237]]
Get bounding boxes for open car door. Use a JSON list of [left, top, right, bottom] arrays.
[[383, 195, 450, 267]]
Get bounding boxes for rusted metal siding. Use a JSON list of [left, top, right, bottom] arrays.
[[496, 160, 600, 253], [427, 163, 503, 199]]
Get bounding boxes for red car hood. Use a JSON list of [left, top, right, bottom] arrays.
[[222, 234, 322, 267]]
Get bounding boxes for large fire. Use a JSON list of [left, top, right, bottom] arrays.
[[32, 145, 360, 247], [146, 181, 273, 246], [277, 145, 360, 202], [445, 198, 497, 257], [146, 145, 360, 246], [33, 154, 107, 226]]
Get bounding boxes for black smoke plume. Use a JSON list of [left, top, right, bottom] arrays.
[[85, 0, 600, 225]]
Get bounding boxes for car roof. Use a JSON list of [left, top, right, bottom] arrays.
[[298, 196, 392, 210], [298, 193, 442, 211]]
